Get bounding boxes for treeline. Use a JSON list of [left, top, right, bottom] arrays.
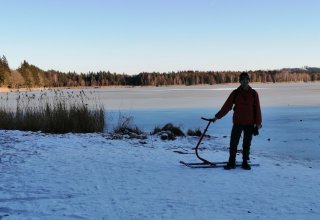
[[1, 55, 320, 88]]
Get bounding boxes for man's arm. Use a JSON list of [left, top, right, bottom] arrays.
[[213, 91, 235, 121]]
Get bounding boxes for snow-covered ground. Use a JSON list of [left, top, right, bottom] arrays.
[[1, 83, 320, 219], [0, 129, 319, 220]]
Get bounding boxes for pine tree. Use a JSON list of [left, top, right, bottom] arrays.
[[0, 56, 4, 84], [0, 55, 10, 85], [2, 55, 10, 72]]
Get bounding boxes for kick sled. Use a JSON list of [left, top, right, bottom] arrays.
[[179, 117, 259, 168]]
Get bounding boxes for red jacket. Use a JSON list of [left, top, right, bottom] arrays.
[[215, 86, 262, 126]]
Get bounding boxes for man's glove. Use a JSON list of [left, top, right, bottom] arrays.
[[253, 125, 261, 136], [209, 117, 217, 123]]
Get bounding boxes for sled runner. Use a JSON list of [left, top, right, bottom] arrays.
[[179, 161, 260, 168]]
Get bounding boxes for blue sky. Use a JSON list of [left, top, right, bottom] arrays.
[[1, 0, 319, 74]]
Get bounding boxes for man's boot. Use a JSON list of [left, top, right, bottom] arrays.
[[241, 161, 251, 170], [224, 160, 236, 170]]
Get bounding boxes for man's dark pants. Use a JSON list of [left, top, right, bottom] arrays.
[[229, 125, 254, 164]]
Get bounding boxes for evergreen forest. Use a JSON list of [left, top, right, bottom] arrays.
[[1, 55, 320, 89]]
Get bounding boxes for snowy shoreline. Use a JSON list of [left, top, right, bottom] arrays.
[[1, 129, 319, 219]]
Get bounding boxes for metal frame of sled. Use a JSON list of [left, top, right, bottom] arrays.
[[180, 117, 260, 168]]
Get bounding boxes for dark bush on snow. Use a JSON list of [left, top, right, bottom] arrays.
[[152, 123, 185, 140], [187, 128, 202, 137]]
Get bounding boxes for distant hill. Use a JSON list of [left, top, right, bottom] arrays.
[[281, 67, 320, 72], [305, 67, 320, 72]]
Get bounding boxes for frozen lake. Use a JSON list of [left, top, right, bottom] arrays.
[[99, 82, 320, 163], [1, 82, 320, 162], [93, 82, 320, 109]]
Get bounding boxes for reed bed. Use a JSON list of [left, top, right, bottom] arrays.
[[0, 89, 105, 133]]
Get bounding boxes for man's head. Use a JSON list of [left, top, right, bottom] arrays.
[[239, 72, 250, 90], [239, 72, 250, 82]]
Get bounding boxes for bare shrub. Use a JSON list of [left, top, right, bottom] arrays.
[[112, 114, 146, 139]]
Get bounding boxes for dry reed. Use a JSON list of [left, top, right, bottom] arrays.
[[0, 89, 105, 133]]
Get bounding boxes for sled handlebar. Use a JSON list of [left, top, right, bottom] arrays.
[[201, 117, 214, 122]]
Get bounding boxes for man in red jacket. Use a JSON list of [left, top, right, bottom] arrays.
[[212, 72, 262, 170]]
